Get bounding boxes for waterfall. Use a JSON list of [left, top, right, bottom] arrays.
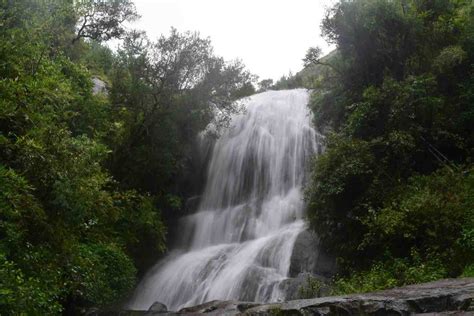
[[128, 89, 324, 311]]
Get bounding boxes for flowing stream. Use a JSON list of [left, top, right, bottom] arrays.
[[128, 89, 323, 311]]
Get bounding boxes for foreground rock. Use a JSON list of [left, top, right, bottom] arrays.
[[148, 301, 168, 312], [99, 278, 474, 315], [245, 278, 474, 315]]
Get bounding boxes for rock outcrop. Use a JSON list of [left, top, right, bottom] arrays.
[[244, 278, 474, 315], [98, 278, 474, 315], [92, 77, 107, 95], [148, 301, 168, 312], [288, 230, 337, 279], [276, 230, 336, 301]]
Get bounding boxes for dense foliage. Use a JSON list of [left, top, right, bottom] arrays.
[[3, 0, 473, 310], [305, 0, 474, 291], [0, 0, 253, 314]]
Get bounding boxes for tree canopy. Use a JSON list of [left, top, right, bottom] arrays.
[[0, 1, 254, 313], [305, 0, 474, 291]]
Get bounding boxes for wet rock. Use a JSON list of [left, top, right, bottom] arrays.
[[179, 300, 259, 315], [98, 278, 474, 315], [238, 266, 267, 301], [288, 230, 336, 278], [244, 278, 474, 315], [148, 301, 167, 312], [185, 195, 201, 213]]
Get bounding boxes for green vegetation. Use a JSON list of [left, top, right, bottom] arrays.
[[2, 0, 474, 311], [305, 0, 474, 293], [332, 252, 447, 295], [297, 276, 324, 299], [0, 0, 253, 314]]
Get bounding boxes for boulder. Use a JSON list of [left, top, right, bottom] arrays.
[[288, 230, 336, 278], [92, 77, 107, 95], [148, 301, 167, 312]]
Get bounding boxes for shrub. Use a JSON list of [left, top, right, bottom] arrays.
[[67, 243, 137, 308], [332, 253, 447, 295], [362, 167, 474, 275], [298, 276, 324, 299], [0, 254, 63, 315]]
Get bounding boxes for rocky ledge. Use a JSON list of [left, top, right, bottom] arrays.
[[98, 278, 474, 315]]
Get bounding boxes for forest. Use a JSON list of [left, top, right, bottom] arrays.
[[303, 0, 474, 294], [0, 0, 254, 313], [0, 0, 473, 314]]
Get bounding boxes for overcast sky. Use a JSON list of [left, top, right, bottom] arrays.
[[129, 0, 336, 81]]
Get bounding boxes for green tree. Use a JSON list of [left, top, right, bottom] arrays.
[[258, 78, 274, 92], [73, 0, 139, 43], [108, 29, 254, 195], [0, 1, 169, 313], [305, 0, 474, 282]]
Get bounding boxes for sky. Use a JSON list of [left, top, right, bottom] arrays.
[[129, 0, 336, 81]]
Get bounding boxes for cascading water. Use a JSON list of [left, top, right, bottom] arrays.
[[128, 89, 324, 311]]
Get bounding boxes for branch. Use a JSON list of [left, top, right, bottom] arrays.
[[72, 14, 89, 43]]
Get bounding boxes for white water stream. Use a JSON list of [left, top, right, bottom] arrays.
[[128, 89, 323, 311]]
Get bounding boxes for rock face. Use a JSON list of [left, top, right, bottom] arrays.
[[105, 278, 474, 315], [288, 230, 337, 279], [277, 230, 336, 301], [92, 77, 107, 95], [245, 278, 474, 315]]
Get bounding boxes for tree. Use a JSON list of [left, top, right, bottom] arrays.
[[73, 0, 139, 43], [258, 78, 274, 92], [0, 1, 167, 313], [72, 0, 139, 43], [305, 0, 474, 281], [108, 29, 255, 196], [304, 46, 341, 75]]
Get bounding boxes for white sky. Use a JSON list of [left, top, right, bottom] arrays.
[[130, 0, 336, 81]]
